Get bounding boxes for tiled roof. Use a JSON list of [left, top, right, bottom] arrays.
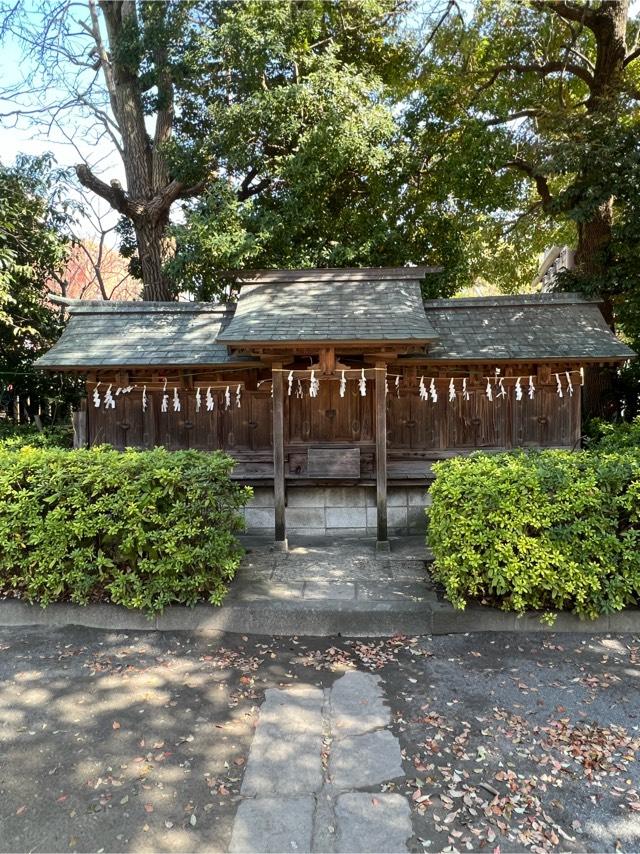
[[217, 278, 438, 343], [423, 293, 635, 361], [35, 286, 634, 371], [35, 302, 257, 369]]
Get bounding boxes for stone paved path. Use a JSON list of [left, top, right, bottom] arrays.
[[228, 671, 411, 853]]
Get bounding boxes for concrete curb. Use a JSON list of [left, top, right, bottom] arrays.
[[0, 596, 638, 636]]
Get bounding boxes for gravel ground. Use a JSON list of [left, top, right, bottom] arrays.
[[0, 627, 638, 853]]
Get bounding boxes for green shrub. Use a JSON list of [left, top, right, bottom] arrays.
[[0, 446, 251, 614], [428, 450, 640, 620], [0, 422, 74, 449], [585, 417, 640, 451]]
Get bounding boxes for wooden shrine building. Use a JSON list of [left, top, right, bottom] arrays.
[[38, 267, 634, 549]]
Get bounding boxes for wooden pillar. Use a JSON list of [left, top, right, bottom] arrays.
[[375, 363, 389, 552], [72, 398, 88, 448], [272, 365, 287, 549]]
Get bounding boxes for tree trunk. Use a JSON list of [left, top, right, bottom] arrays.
[[135, 214, 175, 301]]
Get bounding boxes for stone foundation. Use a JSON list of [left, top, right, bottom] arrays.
[[242, 485, 431, 537]]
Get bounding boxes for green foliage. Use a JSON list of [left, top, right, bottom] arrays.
[[0, 446, 250, 614], [428, 450, 640, 620], [0, 422, 73, 449], [0, 154, 81, 417], [168, 0, 466, 298], [584, 417, 640, 452]]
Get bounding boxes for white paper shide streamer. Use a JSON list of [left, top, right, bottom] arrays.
[[339, 370, 346, 398], [486, 378, 493, 402], [565, 371, 574, 397], [104, 384, 115, 410], [515, 377, 523, 401], [429, 377, 438, 403], [528, 375, 535, 399], [358, 368, 367, 397], [287, 370, 294, 396], [448, 378, 456, 402], [173, 387, 181, 412], [93, 383, 101, 408], [195, 387, 201, 412], [555, 373, 563, 398], [395, 375, 400, 397], [225, 386, 231, 410], [236, 384, 242, 407], [419, 376, 428, 401], [206, 387, 214, 411], [161, 379, 168, 413], [142, 385, 147, 412], [462, 377, 470, 401], [309, 370, 320, 398]]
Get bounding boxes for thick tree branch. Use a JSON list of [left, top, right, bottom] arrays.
[[499, 60, 594, 87], [75, 163, 132, 216], [237, 176, 271, 201], [505, 159, 554, 210], [483, 108, 543, 126], [531, 1, 596, 27], [624, 45, 640, 66]]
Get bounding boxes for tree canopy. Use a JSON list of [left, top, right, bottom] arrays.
[[0, 155, 80, 419]]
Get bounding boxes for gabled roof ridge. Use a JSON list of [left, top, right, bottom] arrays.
[[423, 292, 600, 308], [67, 300, 232, 315], [233, 266, 440, 284]]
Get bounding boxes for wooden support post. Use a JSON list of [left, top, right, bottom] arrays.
[[375, 363, 389, 553], [72, 398, 88, 448], [272, 366, 287, 550]]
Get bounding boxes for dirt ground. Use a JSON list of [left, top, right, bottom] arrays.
[[0, 627, 638, 853]]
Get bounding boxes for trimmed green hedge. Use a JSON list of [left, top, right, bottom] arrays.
[[0, 446, 251, 614], [428, 450, 640, 620]]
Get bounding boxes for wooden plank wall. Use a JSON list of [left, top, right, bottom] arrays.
[[87, 367, 582, 454]]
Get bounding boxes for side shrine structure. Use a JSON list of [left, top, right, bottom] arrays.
[[38, 267, 634, 549]]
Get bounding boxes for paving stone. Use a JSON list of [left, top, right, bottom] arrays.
[[226, 581, 304, 601], [356, 581, 427, 602], [303, 581, 356, 600], [334, 792, 412, 854], [330, 730, 404, 789], [330, 671, 389, 734], [241, 684, 324, 796], [229, 796, 315, 853]]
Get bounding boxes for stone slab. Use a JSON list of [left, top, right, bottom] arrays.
[[244, 487, 276, 507], [241, 684, 324, 796], [303, 581, 356, 600], [323, 486, 369, 507], [244, 507, 275, 529], [286, 486, 327, 507], [330, 671, 390, 734], [325, 507, 367, 528], [334, 792, 412, 854], [229, 796, 315, 853], [357, 581, 427, 602], [286, 507, 326, 528], [330, 730, 405, 789]]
